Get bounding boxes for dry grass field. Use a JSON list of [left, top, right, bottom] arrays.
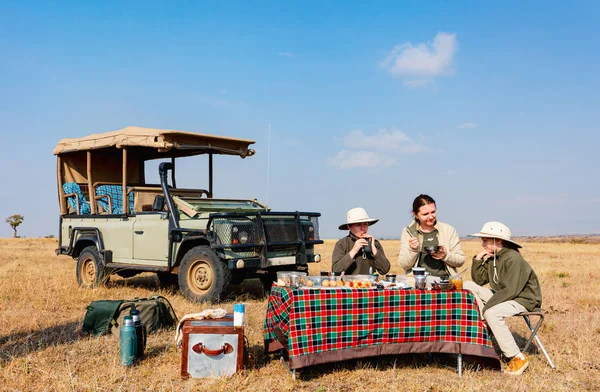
[[1, 237, 599, 391]]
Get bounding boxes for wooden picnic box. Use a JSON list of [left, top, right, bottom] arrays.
[[180, 315, 245, 379]]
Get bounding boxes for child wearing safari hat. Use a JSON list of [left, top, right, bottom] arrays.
[[331, 207, 390, 275], [464, 221, 542, 376]]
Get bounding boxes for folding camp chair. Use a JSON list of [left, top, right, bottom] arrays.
[[515, 311, 556, 369]]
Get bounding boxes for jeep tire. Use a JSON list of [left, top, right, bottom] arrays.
[[178, 245, 230, 303], [76, 246, 108, 288]]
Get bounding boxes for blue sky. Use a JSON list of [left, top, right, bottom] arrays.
[[1, 1, 599, 239]]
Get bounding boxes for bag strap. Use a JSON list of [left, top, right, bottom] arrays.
[[108, 300, 125, 329]]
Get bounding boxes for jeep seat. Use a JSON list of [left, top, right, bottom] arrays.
[[62, 182, 91, 215], [95, 185, 135, 214]]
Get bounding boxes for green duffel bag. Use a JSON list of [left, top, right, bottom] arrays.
[[82, 295, 178, 336]]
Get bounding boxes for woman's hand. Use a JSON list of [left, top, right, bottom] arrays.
[[409, 237, 420, 251], [431, 245, 447, 260], [476, 250, 492, 261]]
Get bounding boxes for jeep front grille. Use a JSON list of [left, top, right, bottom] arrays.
[[210, 212, 321, 250]]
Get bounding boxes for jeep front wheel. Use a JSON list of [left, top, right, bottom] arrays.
[[178, 246, 230, 303], [76, 246, 107, 288]]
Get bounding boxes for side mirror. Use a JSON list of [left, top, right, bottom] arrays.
[[152, 195, 165, 211]]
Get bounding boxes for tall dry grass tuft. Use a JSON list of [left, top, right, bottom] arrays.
[[1, 238, 599, 391]]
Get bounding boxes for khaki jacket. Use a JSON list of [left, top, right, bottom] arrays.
[[398, 221, 465, 274], [471, 248, 542, 313], [332, 233, 390, 275]]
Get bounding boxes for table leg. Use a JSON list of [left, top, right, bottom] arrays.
[[457, 353, 463, 378], [280, 349, 297, 380]]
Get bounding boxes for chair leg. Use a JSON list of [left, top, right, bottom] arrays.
[[523, 315, 556, 369], [522, 315, 543, 353]]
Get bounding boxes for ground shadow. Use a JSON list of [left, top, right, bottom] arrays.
[[143, 342, 174, 360], [513, 332, 541, 356], [0, 321, 83, 363], [223, 279, 269, 302], [244, 343, 274, 370], [269, 352, 502, 381], [107, 274, 162, 290]]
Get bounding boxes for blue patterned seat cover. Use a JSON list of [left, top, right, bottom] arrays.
[[62, 182, 91, 214], [95, 185, 135, 214]]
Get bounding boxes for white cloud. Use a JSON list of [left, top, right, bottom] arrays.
[[329, 129, 430, 169], [457, 122, 478, 129], [278, 52, 296, 58], [328, 150, 398, 169], [380, 32, 458, 87]]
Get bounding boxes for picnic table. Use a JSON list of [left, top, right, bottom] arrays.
[[264, 285, 499, 378]]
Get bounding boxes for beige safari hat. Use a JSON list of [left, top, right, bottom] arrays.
[[471, 221, 521, 248], [338, 207, 379, 230]]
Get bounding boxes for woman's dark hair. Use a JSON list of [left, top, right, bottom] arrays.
[[412, 194, 436, 223]]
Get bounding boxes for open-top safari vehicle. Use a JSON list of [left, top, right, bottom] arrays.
[[54, 126, 323, 302]]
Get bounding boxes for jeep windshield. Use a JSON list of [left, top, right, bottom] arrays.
[[172, 196, 266, 218]]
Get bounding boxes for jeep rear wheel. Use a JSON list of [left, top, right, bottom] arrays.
[[76, 246, 107, 288], [178, 246, 230, 303]]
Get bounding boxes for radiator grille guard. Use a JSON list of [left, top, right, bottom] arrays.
[[208, 212, 322, 262]]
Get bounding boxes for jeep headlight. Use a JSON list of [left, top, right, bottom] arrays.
[[232, 226, 239, 234], [239, 231, 249, 244]]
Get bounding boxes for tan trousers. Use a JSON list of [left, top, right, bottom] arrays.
[[463, 281, 526, 358]]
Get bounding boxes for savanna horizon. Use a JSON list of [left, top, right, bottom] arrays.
[[1, 238, 599, 391]]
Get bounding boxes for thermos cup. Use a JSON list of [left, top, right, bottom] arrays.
[[130, 309, 146, 360], [234, 303, 245, 327], [120, 316, 137, 366]]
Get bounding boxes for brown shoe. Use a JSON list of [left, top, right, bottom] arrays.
[[504, 354, 529, 375]]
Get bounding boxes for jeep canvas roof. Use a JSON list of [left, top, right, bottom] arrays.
[[53, 126, 256, 159]]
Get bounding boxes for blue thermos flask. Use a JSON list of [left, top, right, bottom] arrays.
[[120, 316, 137, 366], [130, 309, 145, 360]]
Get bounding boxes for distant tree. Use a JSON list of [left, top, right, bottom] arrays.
[[6, 214, 24, 238]]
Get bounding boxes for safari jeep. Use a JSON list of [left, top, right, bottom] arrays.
[[54, 126, 323, 302]]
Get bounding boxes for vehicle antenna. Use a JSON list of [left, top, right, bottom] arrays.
[[266, 124, 271, 207]]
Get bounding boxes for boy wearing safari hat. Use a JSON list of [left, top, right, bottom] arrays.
[[464, 221, 542, 376], [331, 208, 390, 275]]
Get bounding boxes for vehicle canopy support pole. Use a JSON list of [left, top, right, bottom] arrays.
[[57, 155, 66, 214], [122, 148, 128, 214], [87, 151, 96, 214], [209, 153, 213, 198], [171, 157, 177, 188]]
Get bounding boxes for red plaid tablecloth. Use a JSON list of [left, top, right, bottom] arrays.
[[264, 286, 498, 369]]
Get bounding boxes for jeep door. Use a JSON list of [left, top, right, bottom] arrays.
[[132, 212, 169, 264]]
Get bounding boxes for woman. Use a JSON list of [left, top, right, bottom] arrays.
[[464, 221, 542, 376], [332, 207, 390, 275], [399, 194, 465, 277]]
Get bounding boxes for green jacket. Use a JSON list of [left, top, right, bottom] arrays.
[[471, 248, 542, 313], [332, 233, 390, 275]]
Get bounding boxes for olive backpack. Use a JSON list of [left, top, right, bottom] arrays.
[[82, 295, 178, 336]]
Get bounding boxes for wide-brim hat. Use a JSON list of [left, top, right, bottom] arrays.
[[471, 221, 521, 248], [339, 207, 379, 230]]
